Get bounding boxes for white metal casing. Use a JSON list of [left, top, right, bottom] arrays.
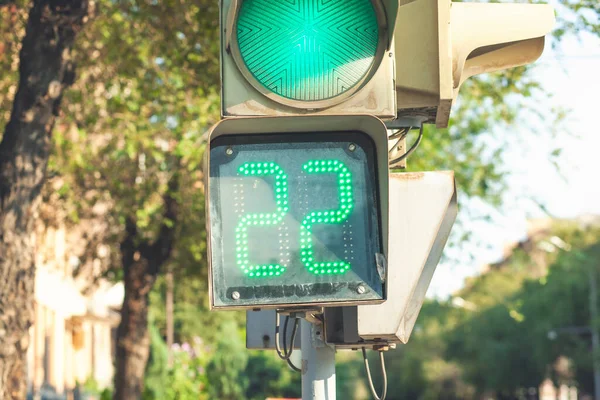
[[220, 0, 398, 119], [394, 0, 555, 127], [356, 171, 457, 343], [246, 309, 302, 350], [205, 115, 390, 310]]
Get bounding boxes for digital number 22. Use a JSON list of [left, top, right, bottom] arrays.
[[236, 160, 353, 278]]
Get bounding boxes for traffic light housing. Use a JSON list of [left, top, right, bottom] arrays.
[[211, 0, 554, 349], [356, 171, 457, 343], [394, 0, 555, 127], [221, 0, 399, 119], [205, 115, 390, 310]]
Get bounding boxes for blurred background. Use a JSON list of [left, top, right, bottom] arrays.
[[1, 0, 599, 399]]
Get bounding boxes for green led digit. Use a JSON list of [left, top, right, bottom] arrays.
[[300, 160, 354, 275], [236, 162, 289, 278]]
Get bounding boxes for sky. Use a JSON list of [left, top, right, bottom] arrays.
[[429, 29, 600, 297]]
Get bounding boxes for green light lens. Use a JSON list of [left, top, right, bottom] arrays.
[[236, 0, 379, 102]]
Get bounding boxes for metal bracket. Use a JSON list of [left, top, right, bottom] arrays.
[[385, 115, 429, 130], [278, 308, 324, 325]]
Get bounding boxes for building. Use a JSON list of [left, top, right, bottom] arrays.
[[27, 219, 122, 399]]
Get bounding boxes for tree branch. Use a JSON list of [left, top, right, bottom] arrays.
[[120, 215, 138, 276], [0, 0, 89, 208]]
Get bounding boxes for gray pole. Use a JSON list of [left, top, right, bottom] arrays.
[[301, 319, 336, 400], [589, 266, 600, 400]]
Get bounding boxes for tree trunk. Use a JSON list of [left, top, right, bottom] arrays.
[[113, 235, 156, 399], [114, 175, 179, 400], [0, 1, 88, 398]]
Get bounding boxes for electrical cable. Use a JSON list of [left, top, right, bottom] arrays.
[[284, 316, 301, 372], [275, 312, 289, 360], [388, 127, 409, 140], [388, 128, 410, 159], [275, 312, 300, 366], [389, 124, 424, 168], [286, 354, 302, 372], [281, 314, 301, 372], [282, 316, 299, 357], [362, 348, 388, 400]]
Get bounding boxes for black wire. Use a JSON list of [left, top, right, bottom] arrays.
[[276, 313, 300, 364], [290, 318, 300, 353], [282, 317, 301, 372], [283, 317, 300, 354], [362, 348, 388, 400], [388, 126, 412, 155], [388, 134, 407, 156], [388, 128, 410, 158], [282, 316, 291, 356], [275, 312, 288, 360], [286, 356, 302, 372], [281, 316, 301, 372], [388, 127, 409, 140], [389, 125, 424, 167]]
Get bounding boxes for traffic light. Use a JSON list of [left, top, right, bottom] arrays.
[[393, 0, 555, 128], [210, 0, 554, 351], [206, 115, 390, 310], [220, 0, 399, 118]]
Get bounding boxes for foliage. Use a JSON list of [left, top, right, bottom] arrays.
[[205, 321, 249, 400], [245, 351, 301, 400], [81, 376, 112, 400], [149, 274, 243, 345], [356, 301, 474, 400], [144, 323, 210, 400], [164, 341, 210, 400], [336, 352, 370, 400], [408, 66, 546, 206], [341, 220, 600, 399], [143, 323, 169, 399], [444, 221, 600, 398], [553, 0, 599, 40]]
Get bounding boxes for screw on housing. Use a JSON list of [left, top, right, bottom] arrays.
[[357, 285, 366, 294], [231, 291, 240, 300], [226, 147, 234, 156], [348, 143, 357, 152]]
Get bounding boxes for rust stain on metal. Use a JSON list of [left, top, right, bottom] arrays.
[[366, 89, 378, 110], [392, 172, 425, 180], [390, 171, 454, 181]]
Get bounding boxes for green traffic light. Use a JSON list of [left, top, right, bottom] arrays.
[[236, 0, 379, 102]]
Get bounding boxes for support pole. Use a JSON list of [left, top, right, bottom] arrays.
[[301, 319, 336, 400]]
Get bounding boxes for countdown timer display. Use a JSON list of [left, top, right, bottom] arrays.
[[209, 132, 384, 308]]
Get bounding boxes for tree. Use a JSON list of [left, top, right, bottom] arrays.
[[41, 1, 220, 396], [367, 220, 600, 399], [114, 175, 179, 399], [445, 220, 600, 398], [0, 1, 89, 397], [245, 351, 301, 400], [205, 321, 249, 400]]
